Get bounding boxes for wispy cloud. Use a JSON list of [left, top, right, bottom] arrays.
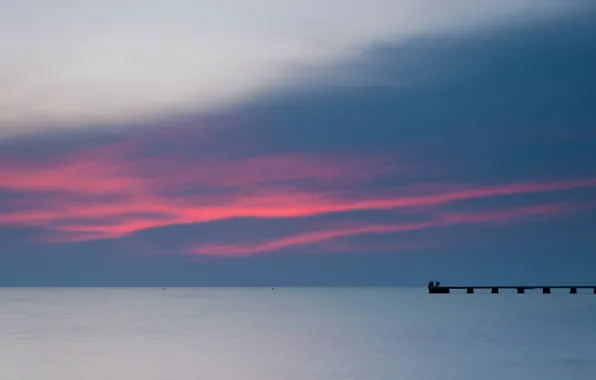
[[1, 134, 594, 246], [187, 221, 433, 257], [186, 203, 584, 257]]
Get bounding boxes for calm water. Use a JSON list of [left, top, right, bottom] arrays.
[[1, 287, 595, 380]]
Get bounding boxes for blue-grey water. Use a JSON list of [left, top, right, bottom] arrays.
[[1, 287, 595, 380]]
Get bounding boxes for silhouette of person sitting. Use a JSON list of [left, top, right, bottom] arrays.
[[435, 281, 441, 287]]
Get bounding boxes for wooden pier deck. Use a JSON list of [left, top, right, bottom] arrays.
[[428, 285, 596, 294]]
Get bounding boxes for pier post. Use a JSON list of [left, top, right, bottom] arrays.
[[491, 287, 499, 294], [570, 287, 577, 294], [517, 288, 525, 294], [594, 287, 596, 294], [466, 287, 474, 294], [543, 287, 551, 294]]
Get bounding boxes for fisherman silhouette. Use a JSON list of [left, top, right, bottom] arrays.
[[428, 281, 435, 289]]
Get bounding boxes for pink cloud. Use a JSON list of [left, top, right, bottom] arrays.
[[187, 221, 435, 257], [186, 202, 579, 257], [1, 139, 595, 245], [434, 203, 578, 225]]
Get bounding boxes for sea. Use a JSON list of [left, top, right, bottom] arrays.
[[0, 287, 595, 380]]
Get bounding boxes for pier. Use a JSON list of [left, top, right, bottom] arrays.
[[428, 283, 596, 294]]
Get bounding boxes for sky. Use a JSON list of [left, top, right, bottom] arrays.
[[1, 1, 595, 286]]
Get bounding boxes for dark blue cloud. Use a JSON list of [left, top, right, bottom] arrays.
[[244, 5, 596, 180]]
